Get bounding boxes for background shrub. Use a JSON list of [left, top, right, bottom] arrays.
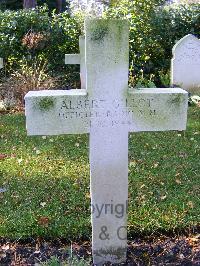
[[0, 6, 81, 81], [105, 1, 200, 86], [0, 2, 200, 89]]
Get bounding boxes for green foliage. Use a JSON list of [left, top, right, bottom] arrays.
[[159, 70, 170, 88], [0, 57, 59, 108], [105, 1, 200, 86], [0, 6, 81, 74], [42, 256, 60, 266], [42, 254, 91, 266], [0, 2, 200, 87]]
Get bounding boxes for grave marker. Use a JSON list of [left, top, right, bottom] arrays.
[[65, 36, 86, 90], [171, 34, 200, 95], [25, 19, 188, 265]]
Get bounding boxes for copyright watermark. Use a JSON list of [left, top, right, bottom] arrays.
[[91, 200, 128, 219]]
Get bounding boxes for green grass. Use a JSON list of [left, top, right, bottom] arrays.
[[0, 107, 199, 239], [41, 255, 91, 266]]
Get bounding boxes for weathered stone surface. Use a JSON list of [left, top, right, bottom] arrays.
[[25, 87, 188, 136], [65, 36, 86, 90], [79, 36, 86, 90], [25, 89, 89, 135], [0, 58, 3, 69], [171, 34, 200, 95], [25, 19, 188, 266], [128, 88, 188, 132], [85, 19, 129, 265], [65, 54, 80, 64]]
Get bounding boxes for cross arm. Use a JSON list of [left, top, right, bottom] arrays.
[[0, 58, 3, 69], [65, 54, 80, 65], [25, 89, 90, 136], [65, 36, 86, 90], [127, 87, 188, 132]]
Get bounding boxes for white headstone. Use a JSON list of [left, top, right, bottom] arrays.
[[0, 58, 3, 69], [65, 36, 86, 90], [25, 19, 188, 265], [171, 34, 200, 95]]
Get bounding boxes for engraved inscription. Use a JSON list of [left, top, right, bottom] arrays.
[[58, 97, 157, 128]]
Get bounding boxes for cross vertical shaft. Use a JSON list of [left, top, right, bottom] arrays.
[[85, 19, 129, 264]]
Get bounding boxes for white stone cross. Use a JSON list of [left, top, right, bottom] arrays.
[[171, 34, 200, 95], [0, 58, 3, 69], [25, 19, 188, 265], [65, 36, 86, 90]]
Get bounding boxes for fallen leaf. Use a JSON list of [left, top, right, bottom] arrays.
[[175, 179, 182, 184], [0, 251, 6, 259], [40, 202, 47, 207], [187, 201, 194, 208], [130, 161, 137, 167], [0, 154, 7, 160], [85, 193, 90, 199], [38, 217, 49, 227], [2, 244, 10, 250], [153, 163, 159, 168], [34, 250, 40, 254], [160, 195, 167, 200], [36, 150, 41, 155], [140, 195, 145, 200], [17, 158, 23, 164], [188, 236, 200, 244], [179, 152, 187, 158]]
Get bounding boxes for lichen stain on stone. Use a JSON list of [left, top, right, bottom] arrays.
[[126, 95, 168, 127], [90, 20, 109, 42], [89, 19, 128, 43], [168, 94, 183, 106], [115, 20, 126, 42], [37, 97, 55, 112]]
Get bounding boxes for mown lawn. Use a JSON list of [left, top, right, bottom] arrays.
[[0, 106, 199, 240]]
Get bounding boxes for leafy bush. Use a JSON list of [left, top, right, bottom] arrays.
[[105, 1, 200, 86], [0, 57, 59, 107], [0, 2, 200, 88], [0, 6, 81, 75]]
